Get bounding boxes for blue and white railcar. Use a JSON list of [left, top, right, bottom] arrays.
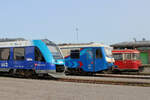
[[42, 39, 65, 72], [60, 44, 116, 74], [0, 39, 64, 77]]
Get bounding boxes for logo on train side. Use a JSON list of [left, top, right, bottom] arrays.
[[26, 58, 33, 61], [35, 64, 46, 66], [88, 64, 92, 69], [15, 66, 24, 68]]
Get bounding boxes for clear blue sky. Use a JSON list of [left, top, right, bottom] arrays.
[[0, 0, 150, 44]]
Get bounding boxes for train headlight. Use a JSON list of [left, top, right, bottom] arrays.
[[58, 61, 64, 64], [106, 57, 115, 63]]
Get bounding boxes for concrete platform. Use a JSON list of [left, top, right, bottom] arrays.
[[0, 77, 150, 100]]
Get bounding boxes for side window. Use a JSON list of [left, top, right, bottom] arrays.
[[70, 50, 80, 59], [124, 53, 131, 60], [96, 49, 103, 58], [113, 53, 123, 60], [132, 53, 140, 60], [34, 47, 45, 62], [0, 48, 10, 60], [14, 48, 25, 60]]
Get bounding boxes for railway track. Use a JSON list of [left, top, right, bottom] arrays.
[[49, 73, 150, 87], [95, 73, 150, 79], [1, 72, 150, 87], [56, 77, 150, 87]]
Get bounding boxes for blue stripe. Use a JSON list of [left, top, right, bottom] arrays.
[[32, 40, 54, 63]]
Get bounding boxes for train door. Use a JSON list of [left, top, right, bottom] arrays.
[[113, 53, 124, 69], [123, 53, 132, 69], [34, 47, 46, 71], [85, 48, 94, 72], [13, 47, 26, 69], [0, 48, 11, 72], [69, 49, 80, 68], [13, 47, 34, 69], [94, 47, 104, 72], [24, 47, 34, 69]]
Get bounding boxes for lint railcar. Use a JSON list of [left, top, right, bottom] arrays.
[[43, 39, 65, 72], [60, 44, 116, 74], [112, 49, 142, 71], [0, 39, 65, 77]]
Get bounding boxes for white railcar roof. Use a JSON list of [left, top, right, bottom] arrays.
[[59, 43, 111, 49], [0, 40, 32, 48]]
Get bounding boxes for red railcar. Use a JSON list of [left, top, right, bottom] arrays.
[[112, 49, 142, 71]]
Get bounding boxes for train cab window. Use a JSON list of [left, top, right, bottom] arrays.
[[70, 50, 80, 59], [0, 48, 10, 60], [14, 48, 25, 60], [113, 53, 123, 60], [96, 49, 103, 58], [35, 47, 46, 62]]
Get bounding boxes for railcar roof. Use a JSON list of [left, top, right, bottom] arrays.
[[0, 40, 32, 47], [60, 44, 111, 49], [112, 49, 140, 53], [42, 39, 56, 46], [0, 38, 26, 42]]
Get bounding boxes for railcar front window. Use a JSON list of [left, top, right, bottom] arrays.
[[104, 47, 113, 57], [61, 48, 70, 57], [48, 46, 63, 59], [113, 53, 123, 60], [0, 48, 10, 60]]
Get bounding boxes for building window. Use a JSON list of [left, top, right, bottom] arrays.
[[96, 49, 103, 58], [0, 48, 10, 60], [35, 47, 45, 62], [14, 48, 25, 60], [70, 50, 80, 59]]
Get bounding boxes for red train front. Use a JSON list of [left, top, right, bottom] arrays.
[[112, 49, 142, 71]]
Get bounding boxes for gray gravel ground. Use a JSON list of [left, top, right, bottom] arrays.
[[0, 77, 150, 100]]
